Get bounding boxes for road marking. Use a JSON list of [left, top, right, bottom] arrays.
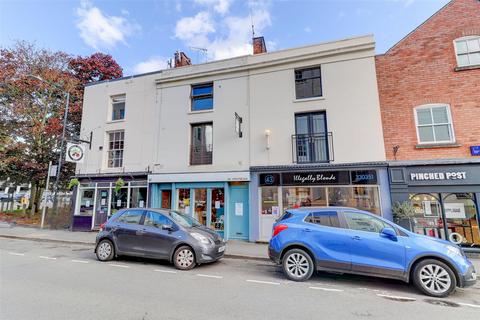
[[39, 256, 57, 260], [246, 279, 280, 285], [196, 274, 223, 279], [458, 302, 480, 309], [71, 259, 89, 264], [8, 252, 25, 256], [108, 264, 130, 268], [154, 269, 177, 274], [376, 294, 416, 301], [309, 286, 344, 292]]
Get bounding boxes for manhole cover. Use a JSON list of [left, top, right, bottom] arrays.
[[424, 299, 460, 307]]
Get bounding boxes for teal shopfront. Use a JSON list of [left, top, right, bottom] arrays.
[[148, 172, 250, 240]]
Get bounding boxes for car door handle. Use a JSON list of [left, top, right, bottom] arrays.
[[352, 236, 361, 241], [136, 229, 147, 235], [303, 228, 312, 232]]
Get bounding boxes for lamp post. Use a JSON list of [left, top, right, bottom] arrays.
[[29, 75, 70, 215]]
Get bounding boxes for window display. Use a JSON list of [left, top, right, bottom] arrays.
[[177, 189, 191, 214], [261, 187, 279, 215]]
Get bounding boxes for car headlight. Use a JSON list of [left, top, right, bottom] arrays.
[[191, 232, 213, 245], [446, 245, 463, 257]]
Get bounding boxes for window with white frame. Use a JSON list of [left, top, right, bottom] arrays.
[[111, 95, 126, 121], [414, 105, 454, 144], [107, 130, 124, 167], [454, 36, 480, 67]]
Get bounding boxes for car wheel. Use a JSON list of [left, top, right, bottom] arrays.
[[282, 249, 314, 282], [96, 239, 115, 262], [173, 246, 196, 270], [413, 259, 457, 297]]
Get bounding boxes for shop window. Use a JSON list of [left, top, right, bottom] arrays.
[[414, 105, 454, 144], [191, 83, 213, 111], [409, 193, 445, 239], [111, 188, 128, 214], [295, 66, 322, 99], [443, 193, 479, 247], [177, 188, 191, 214], [454, 36, 480, 67], [305, 211, 341, 228], [107, 130, 124, 168], [261, 187, 279, 215], [283, 187, 311, 209], [111, 95, 126, 121], [130, 187, 147, 208], [117, 210, 143, 224], [211, 188, 225, 232], [194, 189, 207, 225], [344, 211, 390, 233], [78, 189, 94, 216]]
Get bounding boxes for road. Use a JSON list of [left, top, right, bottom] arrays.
[[1, 238, 479, 320]]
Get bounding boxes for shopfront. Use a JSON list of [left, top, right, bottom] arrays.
[[250, 164, 391, 242], [148, 171, 250, 240], [72, 173, 148, 231], [389, 161, 480, 251]]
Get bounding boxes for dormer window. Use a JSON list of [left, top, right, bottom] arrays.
[[454, 36, 480, 67]]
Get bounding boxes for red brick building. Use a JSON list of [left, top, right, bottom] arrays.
[[376, 0, 480, 161], [377, 0, 480, 250]]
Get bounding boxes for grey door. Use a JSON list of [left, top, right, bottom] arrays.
[[112, 209, 145, 255], [140, 211, 178, 258]]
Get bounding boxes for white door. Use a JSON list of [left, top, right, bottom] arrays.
[[258, 186, 281, 241]]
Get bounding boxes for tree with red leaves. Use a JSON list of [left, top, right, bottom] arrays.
[[0, 41, 122, 215]]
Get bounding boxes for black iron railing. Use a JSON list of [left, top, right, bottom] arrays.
[[292, 132, 333, 163], [190, 144, 213, 165]]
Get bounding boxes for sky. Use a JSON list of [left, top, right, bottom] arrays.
[[0, 0, 451, 76]]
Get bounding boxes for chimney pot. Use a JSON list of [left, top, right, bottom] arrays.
[[174, 51, 192, 68], [253, 36, 267, 54]]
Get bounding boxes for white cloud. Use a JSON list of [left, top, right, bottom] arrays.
[[174, 2, 272, 61], [76, 0, 140, 49], [194, 0, 232, 15], [133, 56, 169, 74]]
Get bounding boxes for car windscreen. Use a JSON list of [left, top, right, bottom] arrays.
[[168, 210, 202, 228]]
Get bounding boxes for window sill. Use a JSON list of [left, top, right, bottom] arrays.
[[415, 142, 461, 149], [454, 64, 480, 72], [106, 119, 125, 124], [293, 96, 325, 103], [188, 109, 214, 115]]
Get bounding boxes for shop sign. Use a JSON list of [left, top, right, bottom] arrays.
[[282, 171, 350, 186], [410, 171, 466, 181], [66, 143, 85, 163], [471, 146, 480, 156], [351, 170, 377, 185], [444, 203, 466, 219], [259, 173, 280, 186]]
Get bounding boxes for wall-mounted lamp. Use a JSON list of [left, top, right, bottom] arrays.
[[265, 129, 271, 150]]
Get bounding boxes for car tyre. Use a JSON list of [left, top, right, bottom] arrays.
[[173, 246, 196, 270], [412, 259, 457, 297], [96, 239, 115, 262], [282, 248, 314, 282]]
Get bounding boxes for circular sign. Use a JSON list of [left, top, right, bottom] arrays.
[[264, 174, 275, 185], [68, 144, 84, 162], [448, 232, 463, 244]]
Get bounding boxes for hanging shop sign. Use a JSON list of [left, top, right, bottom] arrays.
[[259, 170, 377, 186], [66, 143, 85, 163]]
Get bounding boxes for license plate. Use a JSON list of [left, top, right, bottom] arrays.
[[218, 246, 225, 253]]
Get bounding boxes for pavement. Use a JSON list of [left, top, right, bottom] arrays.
[[1, 237, 480, 320], [0, 222, 269, 260]]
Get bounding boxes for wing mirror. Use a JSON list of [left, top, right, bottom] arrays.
[[380, 227, 398, 241], [162, 224, 174, 231]]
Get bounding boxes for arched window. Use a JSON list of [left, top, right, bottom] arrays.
[[414, 104, 455, 144], [454, 36, 480, 67]]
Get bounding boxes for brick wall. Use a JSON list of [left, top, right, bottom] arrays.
[[376, 0, 480, 160]]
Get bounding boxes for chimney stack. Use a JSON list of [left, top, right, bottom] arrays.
[[253, 36, 267, 54], [174, 51, 192, 68]]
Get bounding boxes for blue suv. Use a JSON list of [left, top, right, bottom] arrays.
[[268, 207, 477, 297]]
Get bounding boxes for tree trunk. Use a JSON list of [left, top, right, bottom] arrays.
[[29, 181, 37, 217], [34, 186, 43, 215]]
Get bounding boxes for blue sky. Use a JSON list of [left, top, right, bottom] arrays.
[[1, 0, 450, 75]]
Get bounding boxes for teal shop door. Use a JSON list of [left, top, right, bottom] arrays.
[[228, 184, 249, 240]]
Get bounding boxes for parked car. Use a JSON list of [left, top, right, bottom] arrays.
[[95, 208, 226, 270], [268, 207, 477, 297]]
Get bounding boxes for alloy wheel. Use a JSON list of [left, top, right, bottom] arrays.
[[419, 264, 452, 295], [97, 242, 112, 261], [176, 249, 194, 268], [285, 252, 310, 278]]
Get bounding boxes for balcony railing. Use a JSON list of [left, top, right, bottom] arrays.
[[292, 132, 333, 164], [190, 144, 213, 165]]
